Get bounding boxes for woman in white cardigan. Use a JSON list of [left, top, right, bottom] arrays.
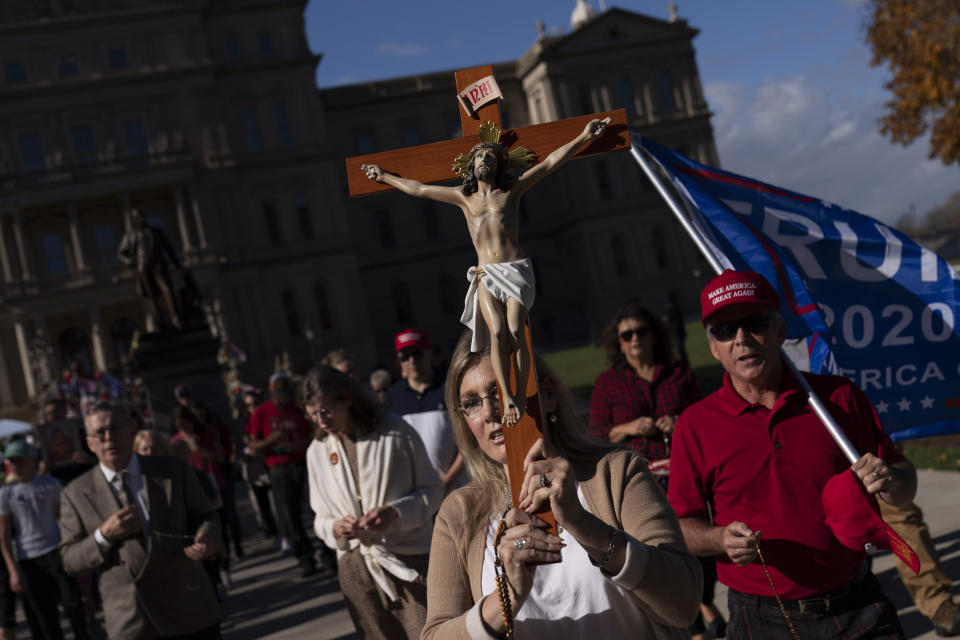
[[302, 366, 444, 639]]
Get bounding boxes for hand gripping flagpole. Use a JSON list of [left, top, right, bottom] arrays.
[[630, 142, 861, 465]]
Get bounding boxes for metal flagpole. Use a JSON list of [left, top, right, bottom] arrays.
[[630, 142, 861, 465]]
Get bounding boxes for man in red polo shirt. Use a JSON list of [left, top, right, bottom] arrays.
[[246, 373, 332, 577], [668, 270, 917, 640]]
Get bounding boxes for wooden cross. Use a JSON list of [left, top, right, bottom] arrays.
[[346, 66, 629, 532]]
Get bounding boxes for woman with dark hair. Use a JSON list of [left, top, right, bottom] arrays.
[[302, 366, 443, 639], [589, 301, 701, 474], [422, 331, 702, 639], [590, 302, 724, 640]]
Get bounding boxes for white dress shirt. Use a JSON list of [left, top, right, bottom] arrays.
[[94, 454, 150, 551]]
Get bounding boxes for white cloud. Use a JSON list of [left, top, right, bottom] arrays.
[[374, 42, 429, 56], [704, 77, 958, 225], [825, 120, 856, 143]]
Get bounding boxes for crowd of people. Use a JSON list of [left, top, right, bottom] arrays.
[[0, 269, 958, 639]]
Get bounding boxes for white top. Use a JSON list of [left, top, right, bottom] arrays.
[[306, 413, 443, 601], [0, 475, 63, 559], [401, 410, 467, 491], [479, 486, 666, 639]]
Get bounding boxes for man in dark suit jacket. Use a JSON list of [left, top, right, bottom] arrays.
[[59, 400, 221, 639]]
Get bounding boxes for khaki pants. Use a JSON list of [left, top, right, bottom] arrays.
[[879, 499, 953, 621]]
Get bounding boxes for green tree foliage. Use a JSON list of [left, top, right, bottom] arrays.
[[865, 0, 960, 165]]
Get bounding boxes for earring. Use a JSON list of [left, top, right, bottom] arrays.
[[548, 412, 558, 423]]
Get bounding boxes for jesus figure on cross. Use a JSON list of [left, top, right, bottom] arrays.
[[362, 116, 611, 426]]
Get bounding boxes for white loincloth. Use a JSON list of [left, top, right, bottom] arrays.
[[460, 258, 536, 352]]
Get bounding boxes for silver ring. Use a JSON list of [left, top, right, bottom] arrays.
[[539, 473, 548, 488], [514, 538, 527, 550]]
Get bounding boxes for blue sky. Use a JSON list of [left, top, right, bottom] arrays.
[[305, 0, 958, 226]]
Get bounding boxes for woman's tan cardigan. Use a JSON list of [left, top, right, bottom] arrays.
[[422, 449, 703, 639]]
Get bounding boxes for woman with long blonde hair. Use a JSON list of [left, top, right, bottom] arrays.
[[423, 331, 702, 639]]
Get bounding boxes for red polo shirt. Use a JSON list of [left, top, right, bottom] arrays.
[[245, 399, 311, 466], [668, 368, 904, 599]]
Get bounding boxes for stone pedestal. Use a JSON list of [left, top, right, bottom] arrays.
[[133, 328, 232, 433]]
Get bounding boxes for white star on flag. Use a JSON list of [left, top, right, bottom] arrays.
[[876, 401, 889, 414], [920, 396, 935, 410], [897, 397, 912, 412]]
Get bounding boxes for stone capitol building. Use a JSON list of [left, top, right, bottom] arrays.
[[0, 0, 717, 418]]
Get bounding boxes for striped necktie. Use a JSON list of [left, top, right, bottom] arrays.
[[114, 471, 146, 549]]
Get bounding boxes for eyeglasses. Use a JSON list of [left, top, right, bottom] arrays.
[[398, 350, 424, 364], [709, 314, 772, 342], [459, 384, 500, 418], [306, 406, 335, 423], [86, 425, 126, 442], [618, 326, 651, 342]]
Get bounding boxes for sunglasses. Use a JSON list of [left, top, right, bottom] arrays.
[[398, 350, 424, 363], [709, 314, 772, 342], [306, 406, 335, 422], [618, 326, 651, 342]]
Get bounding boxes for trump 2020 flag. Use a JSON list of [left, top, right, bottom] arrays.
[[633, 134, 960, 440]]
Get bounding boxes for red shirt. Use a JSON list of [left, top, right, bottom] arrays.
[[590, 361, 701, 460], [245, 399, 311, 466], [667, 369, 904, 599]]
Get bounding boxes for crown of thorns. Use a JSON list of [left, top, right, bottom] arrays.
[[452, 121, 535, 179]]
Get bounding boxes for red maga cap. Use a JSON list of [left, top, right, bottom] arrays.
[[394, 328, 430, 353], [821, 469, 920, 573], [700, 270, 781, 323]]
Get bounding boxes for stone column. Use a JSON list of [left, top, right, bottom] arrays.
[[11, 208, 35, 282], [88, 307, 109, 372], [188, 186, 209, 251], [0, 332, 15, 407], [13, 320, 37, 398], [172, 186, 194, 253], [31, 323, 54, 390], [68, 204, 89, 272], [682, 75, 695, 115], [0, 211, 15, 284]]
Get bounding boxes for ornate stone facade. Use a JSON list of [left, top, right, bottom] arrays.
[[0, 2, 716, 415]]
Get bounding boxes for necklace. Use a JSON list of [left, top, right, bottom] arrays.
[[493, 499, 515, 639], [756, 541, 800, 640]]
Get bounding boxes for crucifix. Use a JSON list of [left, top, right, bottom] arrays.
[[346, 65, 629, 525]]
